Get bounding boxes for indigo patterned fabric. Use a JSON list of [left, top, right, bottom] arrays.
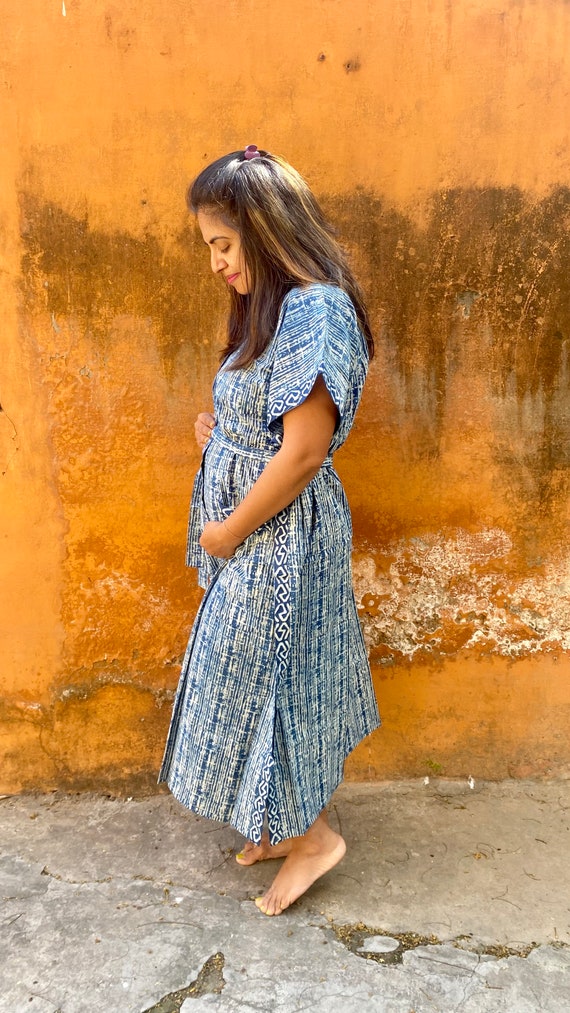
[[159, 284, 381, 844]]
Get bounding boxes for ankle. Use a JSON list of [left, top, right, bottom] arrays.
[[298, 826, 341, 854]]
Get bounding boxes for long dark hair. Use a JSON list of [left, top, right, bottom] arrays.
[[188, 148, 374, 367]]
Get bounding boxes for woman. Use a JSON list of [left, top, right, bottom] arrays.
[[159, 145, 380, 916]]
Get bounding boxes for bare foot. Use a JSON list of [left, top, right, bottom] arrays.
[[235, 833, 293, 866], [254, 812, 346, 916]]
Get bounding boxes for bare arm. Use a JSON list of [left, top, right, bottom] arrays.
[[199, 375, 338, 558]]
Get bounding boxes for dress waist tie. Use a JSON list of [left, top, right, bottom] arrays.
[[208, 428, 334, 468]]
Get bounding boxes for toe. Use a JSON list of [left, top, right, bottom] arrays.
[[236, 843, 261, 866], [255, 894, 284, 916]]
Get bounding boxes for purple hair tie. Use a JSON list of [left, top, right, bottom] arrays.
[[244, 144, 261, 160]]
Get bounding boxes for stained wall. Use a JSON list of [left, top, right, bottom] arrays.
[[1, 0, 569, 792]]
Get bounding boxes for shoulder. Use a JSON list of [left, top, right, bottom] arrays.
[[278, 283, 358, 330], [275, 284, 365, 364], [271, 283, 367, 379]]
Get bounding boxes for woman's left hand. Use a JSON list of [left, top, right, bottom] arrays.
[[199, 520, 242, 558]]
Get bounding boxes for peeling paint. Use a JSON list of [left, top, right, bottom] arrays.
[[355, 528, 570, 662]]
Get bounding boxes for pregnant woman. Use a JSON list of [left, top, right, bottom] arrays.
[[159, 144, 380, 916]]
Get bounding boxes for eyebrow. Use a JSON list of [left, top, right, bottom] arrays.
[[206, 235, 230, 245]]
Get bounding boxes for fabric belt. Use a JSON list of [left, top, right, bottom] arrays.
[[208, 428, 334, 468]]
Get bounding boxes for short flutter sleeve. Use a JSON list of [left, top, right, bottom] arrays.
[[267, 285, 368, 445]]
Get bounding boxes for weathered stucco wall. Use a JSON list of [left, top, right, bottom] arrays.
[[1, 0, 569, 792]]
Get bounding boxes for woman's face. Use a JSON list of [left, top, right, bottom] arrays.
[[197, 209, 251, 295]]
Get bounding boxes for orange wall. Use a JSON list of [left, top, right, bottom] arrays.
[[1, 0, 570, 792]]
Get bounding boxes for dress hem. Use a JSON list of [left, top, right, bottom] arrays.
[[157, 717, 381, 845]]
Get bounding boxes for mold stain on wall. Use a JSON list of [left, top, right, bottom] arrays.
[[17, 193, 219, 702], [7, 180, 570, 786], [19, 185, 570, 648], [329, 186, 570, 416], [19, 194, 215, 376], [329, 187, 570, 558]]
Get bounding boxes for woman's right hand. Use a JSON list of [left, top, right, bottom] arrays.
[[195, 412, 216, 449]]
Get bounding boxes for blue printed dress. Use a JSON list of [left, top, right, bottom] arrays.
[[159, 284, 380, 844]]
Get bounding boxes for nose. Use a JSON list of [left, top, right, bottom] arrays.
[[211, 247, 227, 274]]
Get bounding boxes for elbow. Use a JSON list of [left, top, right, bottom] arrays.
[[279, 425, 334, 482], [306, 449, 329, 476], [290, 446, 329, 481]]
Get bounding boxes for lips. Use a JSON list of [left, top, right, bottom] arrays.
[[226, 273, 240, 285]]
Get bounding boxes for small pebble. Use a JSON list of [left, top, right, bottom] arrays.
[[358, 935, 400, 954]]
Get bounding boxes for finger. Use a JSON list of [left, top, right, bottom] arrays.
[[198, 412, 215, 427]]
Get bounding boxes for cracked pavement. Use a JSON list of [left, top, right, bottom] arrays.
[[1, 780, 569, 1012]]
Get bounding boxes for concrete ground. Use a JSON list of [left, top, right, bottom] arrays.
[[1, 779, 569, 1012]]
